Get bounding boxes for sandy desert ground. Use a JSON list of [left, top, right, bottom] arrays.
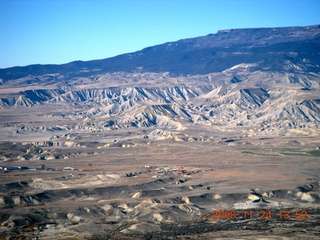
[[1, 25, 320, 239], [0, 125, 319, 239]]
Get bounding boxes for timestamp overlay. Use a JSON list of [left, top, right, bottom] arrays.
[[197, 206, 320, 238], [201, 207, 320, 227], [209, 209, 309, 220]]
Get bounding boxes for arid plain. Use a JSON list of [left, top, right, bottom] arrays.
[[1, 26, 320, 239]]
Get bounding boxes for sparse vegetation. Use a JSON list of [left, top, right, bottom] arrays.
[[307, 149, 320, 156], [0, 25, 320, 239]]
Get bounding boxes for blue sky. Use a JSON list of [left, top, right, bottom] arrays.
[[1, 0, 320, 68]]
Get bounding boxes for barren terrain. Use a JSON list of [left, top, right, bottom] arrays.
[[1, 25, 320, 239], [0, 134, 320, 239]]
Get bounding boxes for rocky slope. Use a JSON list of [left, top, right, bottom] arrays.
[[0, 25, 319, 137]]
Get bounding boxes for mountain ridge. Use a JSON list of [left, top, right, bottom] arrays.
[[1, 25, 320, 81], [1, 25, 320, 240], [0, 25, 319, 138]]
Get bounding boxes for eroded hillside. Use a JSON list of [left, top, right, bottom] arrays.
[[1, 25, 320, 239], [0, 69, 319, 142]]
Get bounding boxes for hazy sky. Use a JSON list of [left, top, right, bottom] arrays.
[[1, 0, 320, 68]]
